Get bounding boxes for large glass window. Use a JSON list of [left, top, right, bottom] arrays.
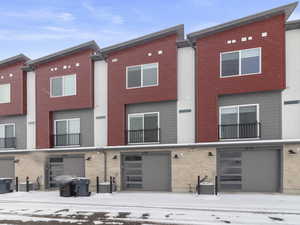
[[221, 48, 261, 77], [219, 105, 259, 139], [127, 63, 158, 88], [51, 75, 76, 97], [54, 118, 80, 146], [128, 112, 159, 144], [0, 84, 11, 104]]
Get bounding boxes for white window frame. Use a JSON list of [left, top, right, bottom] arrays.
[[50, 74, 77, 98], [126, 63, 159, 89], [220, 47, 262, 78], [0, 83, 11, 104], [127, 112, 160, 144], [219, 104, 260, 140], [0, 123, 15, 138], [53, 118, 80, 147]]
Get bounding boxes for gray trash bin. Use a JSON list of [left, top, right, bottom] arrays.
[[0, 178, 13, 194], [74, 178, 91, 196]]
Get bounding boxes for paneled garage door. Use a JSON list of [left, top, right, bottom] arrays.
[[122, 152, 171, 191], [218, 147, 280, 192]]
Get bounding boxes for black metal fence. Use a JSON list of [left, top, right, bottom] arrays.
[[219, 123, 261, 139], [125, 128, 160, 144], [0, 137, 16, 149], [52, 133, 81, 147]]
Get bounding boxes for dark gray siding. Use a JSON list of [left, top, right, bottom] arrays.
[[52, 109, 94, 147], [0, 115, 27, 149], [126, 101, 177, 144], [218, 91, 282, 140]]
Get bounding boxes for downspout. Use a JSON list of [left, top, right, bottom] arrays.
[[104, 150, 107, 182]]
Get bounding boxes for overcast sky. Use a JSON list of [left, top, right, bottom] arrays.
[[0, 0, 299, 59]]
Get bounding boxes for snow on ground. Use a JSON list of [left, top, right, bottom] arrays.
[[0, 191, 298, 224]]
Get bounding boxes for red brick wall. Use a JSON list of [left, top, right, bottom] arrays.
[[195, 15, 286, 142], [0, 61, 27, 116], [107, 34, 178, 146], [35, 49, 94, 148]]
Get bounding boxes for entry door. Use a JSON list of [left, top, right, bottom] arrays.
[[142, 153, 170, 191], [0, 158, 14, 178]]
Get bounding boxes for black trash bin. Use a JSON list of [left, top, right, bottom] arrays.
[[59, 177, 90, 197], [0, 178, 13, 194]]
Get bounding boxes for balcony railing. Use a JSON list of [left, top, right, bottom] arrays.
[[52, 133, 81, 147], [219, 123, 261, 139], [0, 137, 16, 149], [125, 128, 160, 144]]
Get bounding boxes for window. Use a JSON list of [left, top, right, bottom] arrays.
[[50, 74, 76, 97], [221, 48, 261, 77], [0, 84, 11, 104], [54, 118, 80, 146], [128, 112, 159, 144], [126, 63, 158, 88], [0, 123, 15, 148], [219, 104, 259, 139]]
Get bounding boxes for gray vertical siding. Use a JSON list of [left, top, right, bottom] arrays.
[[218, 91, 282, 140], [0, 115, 27, 149], [52, 109, 94, 147], [126, 101, 177, 144]]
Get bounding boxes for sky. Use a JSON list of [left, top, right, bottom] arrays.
[[0, 0, 299, 60]]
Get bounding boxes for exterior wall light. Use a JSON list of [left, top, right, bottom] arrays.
[[174, 154, 179, 159], [288, 149, 297, 154], [112, 155, 118, 159], [13, 159, 20, 163], [86, 157, 92, 161], [208, 152, 214, 156]]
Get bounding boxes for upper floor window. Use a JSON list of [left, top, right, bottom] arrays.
[[126, 63, 158, 89], [0, 123, 15, 148], [50, 74, 76, 97], [0, 84, 11, 104], [219, 104, 260, 139], [127, 112, 160, 144], [53, 118, 80, 147], [220, 48, 261, 77]]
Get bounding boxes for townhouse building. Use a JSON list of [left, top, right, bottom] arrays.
[[0, 2, 300, 193]]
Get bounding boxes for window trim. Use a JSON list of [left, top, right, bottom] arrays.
[[127, 112, 160, 144], [53, 118, 80, 147], [0, 83, 11, 104], [0, 123, 16, 138], [50, 74, 77, 98], [126, 63, 159, 89], [219, 104, 260, 140], [220, 47, 262, 78]]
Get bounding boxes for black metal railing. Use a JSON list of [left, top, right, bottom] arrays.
[[219, 123, 261, 139], [52, 133, 81, 147], [0, 137, 16, 149], [125, 128, 160, 144]]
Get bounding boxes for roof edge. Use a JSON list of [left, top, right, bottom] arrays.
[[286, 19, 300, 30], [101, 24, 184, 55], [26, 40, 100, 67], [0, 54, 30, 68], [187, 2, 298, 40]]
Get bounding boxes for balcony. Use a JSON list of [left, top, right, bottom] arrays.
[[0, 137, 16, 149], [219, 123, 261, 140], [125, 128, 160, 144], [52, 133, 81, 147]]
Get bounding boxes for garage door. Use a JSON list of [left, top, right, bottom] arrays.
[[122, 152, 171, 191], [0, 158, 14, 178], [47, 155, 85, 188], [218, 148, 280, 192]]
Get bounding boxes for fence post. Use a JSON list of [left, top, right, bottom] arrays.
[[197, 176, 200, 195], [109, 176, 113, 193], [96, 176, 99, 193], [15, 177, 18, 192], [215, 176, 218, 195], [26, 176, 29, 192]]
